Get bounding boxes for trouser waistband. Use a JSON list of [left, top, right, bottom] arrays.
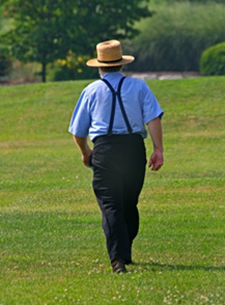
[[93, 133, 143, 145]]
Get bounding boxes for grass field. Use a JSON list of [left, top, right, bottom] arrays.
[[0, 76, 225, 304]]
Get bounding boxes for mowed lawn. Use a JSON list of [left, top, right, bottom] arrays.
[[0, 76, 225, 304]]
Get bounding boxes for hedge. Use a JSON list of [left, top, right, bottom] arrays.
[[200, 42, 225, 75]]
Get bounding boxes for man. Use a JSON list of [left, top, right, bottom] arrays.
[[69, 40, 164, 273]]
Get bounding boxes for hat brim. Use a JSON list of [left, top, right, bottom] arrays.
[[86, 55, 135, 67]]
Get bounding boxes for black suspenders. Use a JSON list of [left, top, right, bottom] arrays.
[[101, 76, 133, 136]]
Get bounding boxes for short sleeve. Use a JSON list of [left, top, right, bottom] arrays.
[[68, 90, 91, 137], [142, 81, 164, 124]]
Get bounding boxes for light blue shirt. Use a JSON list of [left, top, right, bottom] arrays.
[[68, 72, 163, 141]]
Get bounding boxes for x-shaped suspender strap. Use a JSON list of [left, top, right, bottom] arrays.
[[101, 77, 133, 136]]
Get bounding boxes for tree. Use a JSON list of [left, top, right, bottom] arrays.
[[0, 6, 12, 78], [1, 0, 151, 82]]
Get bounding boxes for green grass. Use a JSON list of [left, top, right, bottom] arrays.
[[0, 76, 225, 304]]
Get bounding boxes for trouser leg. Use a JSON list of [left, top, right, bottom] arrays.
[[94, 174, 131, 263], [92, 135, 146, 263], [122, 144, 146, 248]]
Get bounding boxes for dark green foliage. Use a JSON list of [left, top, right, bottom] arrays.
[[52, 63, 98, 81], [0, 54, 12, 76], [200, 42, 225, 75], [0, 7, 11, 77], [123, 3, 225, 72], [50, 52, 98, 81], [1, 0, 151, 82]]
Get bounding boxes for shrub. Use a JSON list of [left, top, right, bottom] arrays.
[[200, 42, 225, 75], [50, 51, 98, 81], [123, 3, 225, 72]]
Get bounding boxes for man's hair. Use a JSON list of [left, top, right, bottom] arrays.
[[100, 66, 122, 73]]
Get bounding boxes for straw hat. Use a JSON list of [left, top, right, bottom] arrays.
[[86, 40, 135, 67]]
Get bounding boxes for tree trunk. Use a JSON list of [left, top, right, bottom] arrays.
[[41, 62, 46, 82]]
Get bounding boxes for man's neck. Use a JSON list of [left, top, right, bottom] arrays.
[[99, 69, 105, 79]]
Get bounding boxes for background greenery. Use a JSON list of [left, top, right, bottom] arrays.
[[0, 76, 225, 304], [0, 0, 150, 82], [1, 0, 225, 82], [124, 2, 225, 72]]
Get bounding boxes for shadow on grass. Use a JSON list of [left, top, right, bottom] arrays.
[[136, 261, 225, 272]]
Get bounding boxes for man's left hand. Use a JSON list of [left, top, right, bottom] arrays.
[[148, 150, 164, 171]]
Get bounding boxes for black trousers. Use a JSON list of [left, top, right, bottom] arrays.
[[91, 134, 146, 263]]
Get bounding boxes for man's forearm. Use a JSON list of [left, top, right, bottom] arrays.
[[147, 117, 164, 171], [147, 117, 163, 152], [73, 135, 93, 167], [73, 135, 91, 156]]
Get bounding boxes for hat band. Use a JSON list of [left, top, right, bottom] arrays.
[[97, 57, 123, 64]]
